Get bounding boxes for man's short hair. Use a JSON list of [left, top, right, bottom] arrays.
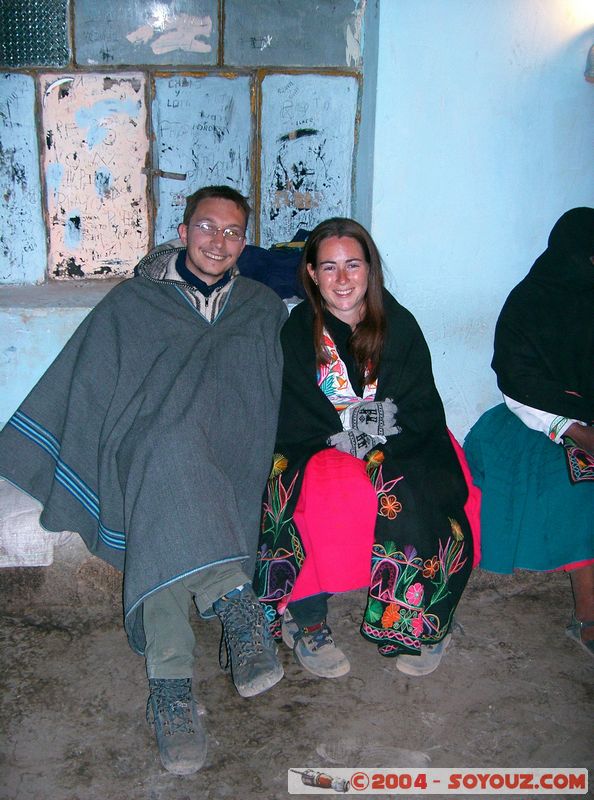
[[182, 185, 251, 228]]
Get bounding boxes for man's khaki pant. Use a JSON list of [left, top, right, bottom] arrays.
[[143, 561, 249, 678]]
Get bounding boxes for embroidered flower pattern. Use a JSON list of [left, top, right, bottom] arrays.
[[270, 453, 288, 478], [411, 614, 424, 637], [262, 456, 298, 546], [406, 582, 424, 606], [398, 608, 413, 631], [363, 535, 469, 650], [381, 602, 400, 628], [379, 494, 402, 519], [449, 516, 464, 541], [317, 328, 377, 408], [422, 555, 440, 579], [366, 455, 404, 499], [366, 449, 385, 470]]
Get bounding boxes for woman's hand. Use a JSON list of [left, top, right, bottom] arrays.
[[565, 423, 594, 455]]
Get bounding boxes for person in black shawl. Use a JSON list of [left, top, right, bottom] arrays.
[[254, 217, 476, 678], [464, 207, 594, 658]]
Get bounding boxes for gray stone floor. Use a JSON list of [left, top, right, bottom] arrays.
[[1, 547, 593, 800]]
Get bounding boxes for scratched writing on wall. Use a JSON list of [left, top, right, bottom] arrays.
[[0, 74, 46, 284], [74, 0, 217, 66], [42, 72, 149, 279], [152, 75, 252, 243], [260, 74, 358, 249]]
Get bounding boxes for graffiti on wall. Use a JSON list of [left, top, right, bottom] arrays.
[[41, 73, 149, 278], [152, 75, 252, 243], [75, 0, 217, 66], [223, 0, 364, 68], [259, 74, 358, 248], [126, 13, 212, 55], [0, 74, 47, 284]]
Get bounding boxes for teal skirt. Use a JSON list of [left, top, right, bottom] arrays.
[[463, 404, 594, 573]]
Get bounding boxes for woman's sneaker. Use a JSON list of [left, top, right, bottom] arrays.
[[283, 610, 350, 678], [280, 608, 300, 649], [395, 634, 452, 676]]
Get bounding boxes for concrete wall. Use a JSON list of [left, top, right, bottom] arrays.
[[0, 0, 378, 428], [2, 0, 593, 435], [371, 0, 594, 441], [0, 75, 47, 284], [1, 0, 376, 282], [0, 282, 123, 426]]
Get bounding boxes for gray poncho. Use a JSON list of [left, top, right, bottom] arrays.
[[0, 244, 288, 653]]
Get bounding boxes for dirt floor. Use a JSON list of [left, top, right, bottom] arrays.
[[1, 556, 592, 800]]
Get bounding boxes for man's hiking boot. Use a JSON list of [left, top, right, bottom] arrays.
[[213, 583, 283, 697], [146, 678, 207, 774]]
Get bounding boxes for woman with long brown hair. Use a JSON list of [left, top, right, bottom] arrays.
[[254, 217, 477, 678]]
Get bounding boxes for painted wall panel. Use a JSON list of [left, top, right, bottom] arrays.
[[153, 75, 252, 243], [224, 0, 365, 67], [260, 74, 357, 248], [0, 74, 47, 284], [75, 0, 218, 66], [41, 73, 149, 279]]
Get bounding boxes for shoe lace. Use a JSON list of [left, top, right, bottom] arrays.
[[217, 595, 267, 670], [298, 623, 334, 651], [147, 679, 195, 735]]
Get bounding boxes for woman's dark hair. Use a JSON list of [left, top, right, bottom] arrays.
[[300, 217, 386, 383], [182, 185, 251, 227]]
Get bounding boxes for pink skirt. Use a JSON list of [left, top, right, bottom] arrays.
[[282, 433, 483, 611], [286, 448, 378, 605]]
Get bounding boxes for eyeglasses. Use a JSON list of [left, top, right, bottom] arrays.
[[193, 221, 245, 242]]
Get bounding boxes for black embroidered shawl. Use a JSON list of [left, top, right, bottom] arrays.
[[254, 291, 473, 656], [492, 207, 594, 422]]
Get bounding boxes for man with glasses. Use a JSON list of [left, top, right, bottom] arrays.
[[0, 185, 288, 774]]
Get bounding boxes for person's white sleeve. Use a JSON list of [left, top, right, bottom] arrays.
[[502, 394, 584, 443]]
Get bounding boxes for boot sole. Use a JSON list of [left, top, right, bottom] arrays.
[[395, 634, 452, 676], [282, 622, 298, 649], [293, 642, 351, 679], [161, 753, 207, 776]]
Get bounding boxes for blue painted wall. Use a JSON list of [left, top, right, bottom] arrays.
[[372, 0, 594, 440], [0, 74, 46, 284], [2, 0, 593, 438], [0, 0, 376, 426], [153, 75, 253, 243], [259, 74, 358, 247]]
